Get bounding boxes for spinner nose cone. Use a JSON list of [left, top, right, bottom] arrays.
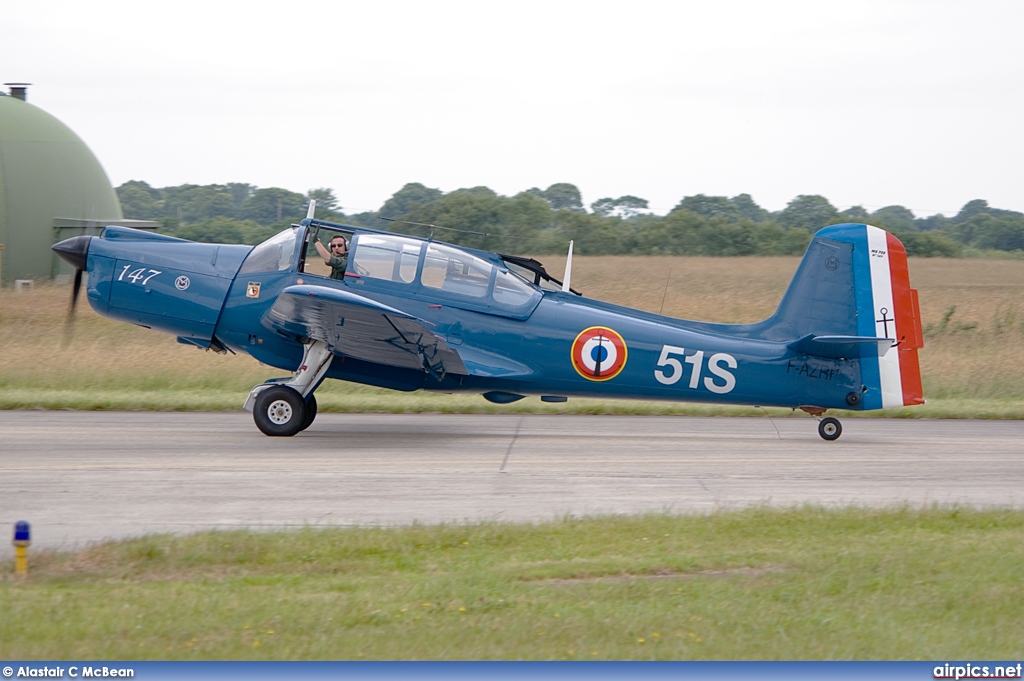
[[52, 235, 93, 270]]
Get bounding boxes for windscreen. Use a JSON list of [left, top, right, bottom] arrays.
[[238, 228, 298, 274]]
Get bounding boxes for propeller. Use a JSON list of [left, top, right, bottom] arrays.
[[51, 236, 93, 346]]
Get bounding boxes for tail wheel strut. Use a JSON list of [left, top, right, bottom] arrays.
[[800, 406, 843, 441]]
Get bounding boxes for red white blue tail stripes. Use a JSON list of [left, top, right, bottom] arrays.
[[857, 225, 925, 409]]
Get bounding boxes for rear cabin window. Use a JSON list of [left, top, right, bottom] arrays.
[[492, 268, 535, 306], [421, 244, 492, 298]]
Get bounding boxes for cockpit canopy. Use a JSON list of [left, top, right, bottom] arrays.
[[349, 233, 539, 313], [240, 225, 542, 317]]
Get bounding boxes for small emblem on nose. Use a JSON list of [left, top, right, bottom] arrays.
[[175, 276, 191, 290]]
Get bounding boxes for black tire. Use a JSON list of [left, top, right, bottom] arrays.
[[818, 417, 842, 441], [253, 386, 306, 437], [298, 393, 318, 432]]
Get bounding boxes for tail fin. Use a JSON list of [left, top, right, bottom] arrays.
[[764, 223, 924, 409]]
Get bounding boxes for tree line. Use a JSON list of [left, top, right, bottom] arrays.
[[116, 180, 1024, 257]]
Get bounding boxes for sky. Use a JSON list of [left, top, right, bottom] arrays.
[[4, 0, 1024, 217]]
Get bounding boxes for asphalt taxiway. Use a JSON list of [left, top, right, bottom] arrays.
[[2, 411, 1022, 554]]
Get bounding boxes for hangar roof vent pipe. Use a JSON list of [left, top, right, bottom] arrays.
[[4, 83, 31, 101]]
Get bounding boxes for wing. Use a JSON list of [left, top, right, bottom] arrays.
[[261, 285, 467, 380]]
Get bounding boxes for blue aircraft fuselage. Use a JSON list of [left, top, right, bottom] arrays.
[[62, 217, 924, 438]]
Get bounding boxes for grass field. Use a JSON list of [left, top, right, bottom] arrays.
[[2, 255, 1023, 416], [2, 508, 1022, 660]]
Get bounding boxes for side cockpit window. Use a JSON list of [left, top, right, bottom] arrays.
[[351, 234, 422, 284], [304, 227, 354, 280]]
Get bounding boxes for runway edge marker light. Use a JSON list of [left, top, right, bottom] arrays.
[[13, 520, 31, 575]]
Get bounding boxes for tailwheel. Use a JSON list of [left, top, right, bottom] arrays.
[[818, 417, 842, 441], [253, 385, 306, 437]]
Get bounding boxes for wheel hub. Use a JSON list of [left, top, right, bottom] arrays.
[[266, 400, 293, 425]]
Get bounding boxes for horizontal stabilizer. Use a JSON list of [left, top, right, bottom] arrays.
[[789, 334, 894, 359]]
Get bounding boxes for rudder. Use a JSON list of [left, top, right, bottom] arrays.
[[816, 223, 924, 409]]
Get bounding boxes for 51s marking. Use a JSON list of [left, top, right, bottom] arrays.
[[654, 344, 737, 394]]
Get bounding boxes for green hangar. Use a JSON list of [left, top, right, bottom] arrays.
[[0, 83, 155, 285]]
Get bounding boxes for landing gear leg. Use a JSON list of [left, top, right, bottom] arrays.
[[245, 340, 333, 436], [800, 406, 843, 441]]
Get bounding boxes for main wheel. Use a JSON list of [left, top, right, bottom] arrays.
[[818, 417, 842, 441], [253, 386, 306, 437], [298, 393, 318, 432]]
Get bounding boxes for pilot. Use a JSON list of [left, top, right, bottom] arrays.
[[314, 235, 349, 280]]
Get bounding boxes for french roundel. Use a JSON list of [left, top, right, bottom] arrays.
[[571, 326, 628, 381]]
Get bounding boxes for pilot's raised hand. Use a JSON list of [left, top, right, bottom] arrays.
[[314, 238, 332, 264]]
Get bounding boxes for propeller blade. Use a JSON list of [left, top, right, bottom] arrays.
[[69, 267, 83, 316], [70, 266, 82, 311], [61, 268, 83, 349], [52, 236, 92, 349]]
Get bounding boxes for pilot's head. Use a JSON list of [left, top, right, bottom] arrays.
[[330, 236, 348, 253]]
